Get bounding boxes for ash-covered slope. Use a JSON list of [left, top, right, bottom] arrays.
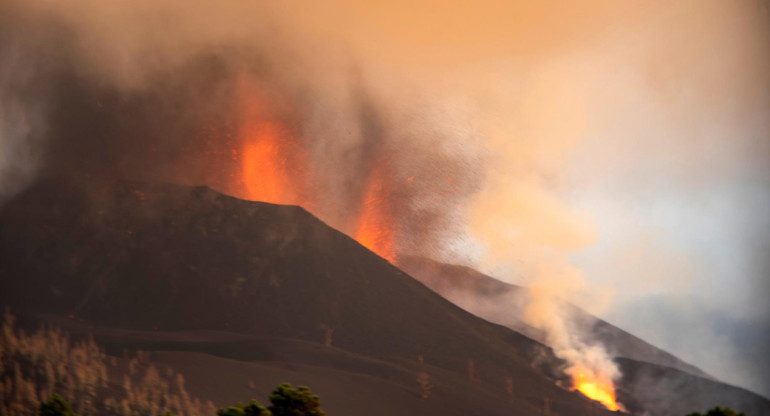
[[0, 177, 602, 416], [2, 177, 767, 416], [399, 254, 770, 415], [0, 178, 528, 362], [398, 255, 710, 378], [615, 358, 770, 416]]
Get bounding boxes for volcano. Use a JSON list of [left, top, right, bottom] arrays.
[[0, 177, 768, 415]]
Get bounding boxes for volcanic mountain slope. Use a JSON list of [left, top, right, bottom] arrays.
[[0, 177, 606, 416], [398, 249, 770, 415], [0, 177, 768, 416], [615, 358, 770, 416], [398, 256, 710, 379]]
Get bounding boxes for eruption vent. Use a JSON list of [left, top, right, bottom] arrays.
[[232, 77, 398, 261]]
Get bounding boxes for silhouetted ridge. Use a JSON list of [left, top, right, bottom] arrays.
[[3, 177, 768, 416], [0, 177, 552, 378]]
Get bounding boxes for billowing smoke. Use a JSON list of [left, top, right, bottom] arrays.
[[523, 267, 623, 410], [0, 0, 484, 259]]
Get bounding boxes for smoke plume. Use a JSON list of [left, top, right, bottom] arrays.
[[0, 0, 484, 259]]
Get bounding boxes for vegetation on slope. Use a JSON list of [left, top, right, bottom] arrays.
[[3, 311, 327, 416], [0, 311, 214, 415], [39, 382, 327, 416], [216, 384, 325, 416], [686, 407, 746, 416]]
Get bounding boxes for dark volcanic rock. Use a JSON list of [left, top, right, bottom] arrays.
[[0, 177, 594, 416], [0, 178, 531, 362], [398, 255, 712, 378], [616, 358, 770, 416], [2, 177, 767, 416]]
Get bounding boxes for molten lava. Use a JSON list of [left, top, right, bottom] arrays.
[[234, 78, 309, 208], [572, 369, 622, 411], [241, 122, 293, 204], [232, 76, 398, 261], [355, 170, 397, 262]]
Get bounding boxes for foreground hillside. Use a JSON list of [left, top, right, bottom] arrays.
[[0, 177, 607, 416], [0, 177, 767, 415]]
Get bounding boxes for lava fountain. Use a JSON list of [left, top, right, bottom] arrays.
[[241, 122, 292, 204], [232, 77, 399, 261], [235, 78, 309, 208]]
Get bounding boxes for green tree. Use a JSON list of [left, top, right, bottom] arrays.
[[687, 406, 746, 416], [268, 383, 325, 416], [217, 400, 271, 416], [39, 394, 77, 416]]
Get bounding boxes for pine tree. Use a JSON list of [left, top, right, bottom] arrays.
[[39, 394, 76, 416], [268, 383, 325, 416]]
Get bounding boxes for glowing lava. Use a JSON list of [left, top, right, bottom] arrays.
[[241, 122, 292, 204], [572, 370, 622, 411], [235, 77, 308, 208], [232, 76, 398, 261], [355, 170, 396, 262]]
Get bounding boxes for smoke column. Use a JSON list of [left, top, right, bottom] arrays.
[[0, 0, 484, 260]]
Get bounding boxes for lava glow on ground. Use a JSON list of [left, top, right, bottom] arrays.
[[573, 371, 622, 412]]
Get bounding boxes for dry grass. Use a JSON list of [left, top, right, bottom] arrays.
[[0, 311, 214, 415]]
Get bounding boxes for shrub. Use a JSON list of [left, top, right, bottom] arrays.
[[39, 394, 77, 416]]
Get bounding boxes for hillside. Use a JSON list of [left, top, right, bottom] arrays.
[[1, 177, 767, 416], [0, 177, 602, 416], [398, 256, 711, 378], [616, 358, 770, 416]]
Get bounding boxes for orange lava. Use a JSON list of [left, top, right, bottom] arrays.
[[232, 75, 398, 262], [572, 370, 621, 412], [235, 78, 307, 208], [241, 122, 291, 204], [355, 170, 396, 262]]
